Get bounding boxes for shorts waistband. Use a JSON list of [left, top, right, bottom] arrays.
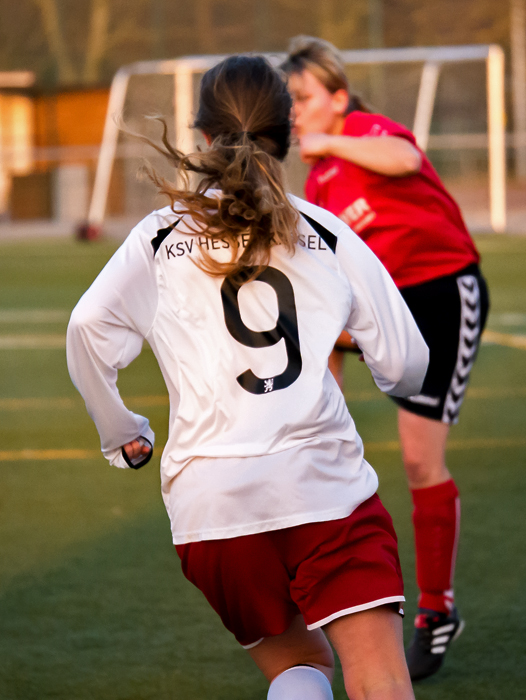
[[400, 263, 481, 294]]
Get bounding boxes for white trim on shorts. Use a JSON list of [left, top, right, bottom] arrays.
[[241, 637, 265, 650], [306, 595, 406, 630], [240, 595, 405, 648]]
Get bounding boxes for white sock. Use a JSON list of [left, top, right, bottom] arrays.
[[267, 665, 333, 700]]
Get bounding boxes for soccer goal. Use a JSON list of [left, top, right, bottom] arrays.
[[84, 44, 506, 237]]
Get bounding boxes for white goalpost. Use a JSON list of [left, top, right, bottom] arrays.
[[85, 44, 506, 235]]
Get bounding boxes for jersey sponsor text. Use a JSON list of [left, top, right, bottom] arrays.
[[339, 198, 377, 233]]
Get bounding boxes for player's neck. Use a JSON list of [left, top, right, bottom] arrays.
[[328, 115, 346, 136]]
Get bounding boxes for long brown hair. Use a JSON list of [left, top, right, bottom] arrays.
[[143, 55, 298, 279], [281, 35, 371, 114]]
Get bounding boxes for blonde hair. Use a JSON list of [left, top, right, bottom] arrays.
[[282, 35, 370, 114], [143, 55, 298, 280]]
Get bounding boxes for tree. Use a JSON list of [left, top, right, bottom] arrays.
[[316, 0, 367, 48], [32, 0, 76, 83], [32, 0, 150, 85], [193, 0, 216, 54]]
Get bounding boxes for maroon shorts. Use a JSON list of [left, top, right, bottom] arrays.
[[175, 494, 404, 648]]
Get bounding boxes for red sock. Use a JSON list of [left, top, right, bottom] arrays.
[[411, 479, 460, 614]]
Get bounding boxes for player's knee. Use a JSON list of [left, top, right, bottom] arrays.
[[267, 649, 335, 684], [402, 450, 449, 489], [268, 666, 333, 700], [402, 453, 431, 487], [250, 621, 335, 684]]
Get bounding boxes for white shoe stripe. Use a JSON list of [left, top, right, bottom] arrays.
[[431, 646, 447, 654], [451, 619, 465, 643], [433, 623, 456, 635], [433, 635, 451, 645]]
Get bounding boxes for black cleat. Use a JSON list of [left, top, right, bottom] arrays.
[[406, 607, 465, 681]]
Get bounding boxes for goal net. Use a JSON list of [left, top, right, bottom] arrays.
[[85, 44, 506, 237]]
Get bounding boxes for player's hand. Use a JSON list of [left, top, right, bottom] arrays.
[[123, 439, 151, 460], [299, 133, 334, 164], [121, 436, 153, 469]]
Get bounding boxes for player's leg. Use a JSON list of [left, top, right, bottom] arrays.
[[398, 408, 463, 679], [176, 496, 404, 697], [394, 267, 489, 679], [249, 492, 406, 700], [395, 350, 463, 680], [325, 605, 414, 700], [398, 409, 460, 612], [176, 533, 334, 699], [248, 614, 335, 699], [398, 410, 459, 614], [397, 408, 450, 489], [287, 496, 406, 698]]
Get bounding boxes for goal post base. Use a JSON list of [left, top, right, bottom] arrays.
[[76, 222, 102, 241]]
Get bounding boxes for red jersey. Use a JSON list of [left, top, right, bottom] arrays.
[[305, 112, 479, 288]]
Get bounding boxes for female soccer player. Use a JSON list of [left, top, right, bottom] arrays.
[[67, 55, 429, 700], [282, 36, 490, 681]]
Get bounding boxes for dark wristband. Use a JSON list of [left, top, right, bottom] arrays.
[[121, 437, 153, 470]]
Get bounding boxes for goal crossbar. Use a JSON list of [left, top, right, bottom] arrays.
[[88, 44, 506, 232]]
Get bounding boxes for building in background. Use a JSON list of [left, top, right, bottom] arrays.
[[5, 85, 120, 223], [0, 0, 523, 231], [0, 72, 36, 217]]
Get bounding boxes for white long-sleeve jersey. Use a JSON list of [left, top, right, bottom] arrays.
[[67, 195, 428, 543]]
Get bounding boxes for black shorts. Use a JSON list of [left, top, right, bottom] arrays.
[[391, 264, 489, 424]]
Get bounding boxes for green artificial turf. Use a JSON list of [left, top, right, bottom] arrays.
[[0, 234, 525, 699]]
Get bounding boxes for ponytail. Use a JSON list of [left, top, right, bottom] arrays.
[[142, 55, 298, 280]]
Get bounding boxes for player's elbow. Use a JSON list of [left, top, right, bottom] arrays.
[[67, 301, 107, 348], [68, 304, 94, 337], [398, 148, 422, 176], [387, 342, 429, 397]]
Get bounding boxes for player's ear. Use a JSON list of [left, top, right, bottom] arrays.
[[332, 89, 350, 116]]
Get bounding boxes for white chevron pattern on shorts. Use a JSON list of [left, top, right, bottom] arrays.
[[442, 275, 481, 424]]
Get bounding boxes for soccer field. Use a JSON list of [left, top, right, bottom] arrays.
[[0, 234, 525, 700]]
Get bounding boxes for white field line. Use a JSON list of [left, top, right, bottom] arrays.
[[1, 436, 525, 462], [0, 308, 69, 349], [463, 386, 526, 399], [0, 329, 524, 351], [0, 387, 525, 413], [365, 437, 526, 452], [488, 312, 526, 327], [0, 449, 100, 462], [9, 310, 519, 326], [0, 334, 66, 349], [347, 385, 526, 402], [0, 335, 153, 350], [0, 309, 70, 323], [0, 398, 77, 410], [0, 396, 169, 411], [482, 329, 526, 350]]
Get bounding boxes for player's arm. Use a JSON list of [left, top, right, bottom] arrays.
[[335, 224, 428, 397], [299, 133, 422, 176], [67, 224, 158, 469]]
